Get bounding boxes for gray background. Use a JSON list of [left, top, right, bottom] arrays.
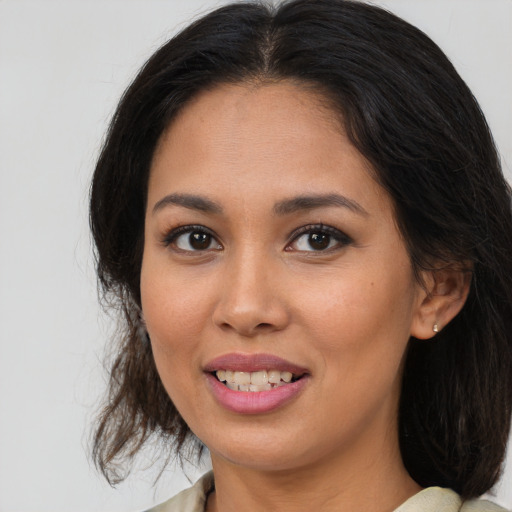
[[0, 1, 510, 510]]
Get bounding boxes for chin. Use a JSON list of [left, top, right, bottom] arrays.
[[201, 427, 327, 473]]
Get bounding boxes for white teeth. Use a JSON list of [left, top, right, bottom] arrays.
[[268, 370, 281, 384], [250, 370, 268, 385], [234, 371, 251, 385], [281, 371, 292, 383], [249, 383, 272, 392], [215, 369, 299, 391]]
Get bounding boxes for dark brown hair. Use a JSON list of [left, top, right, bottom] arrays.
[[90, 0, 512, 497]]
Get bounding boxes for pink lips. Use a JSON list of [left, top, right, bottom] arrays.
[[204, 353, 309, 415]]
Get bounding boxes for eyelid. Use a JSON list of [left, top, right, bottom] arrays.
[[160, 223, 351, 253], [162, 224, 222, 251], [286, 223, 353, 252]]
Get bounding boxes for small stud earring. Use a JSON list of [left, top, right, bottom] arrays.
[[433, 323, 439, 333]]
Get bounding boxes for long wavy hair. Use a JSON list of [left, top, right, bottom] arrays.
[[90, 0, 512, 497]]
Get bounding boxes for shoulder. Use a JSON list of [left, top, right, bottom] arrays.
[[144, 472, 214, 512], [395, 487, 509, 512], [461, 497, 510, 512], [144, 477, 510, 512]]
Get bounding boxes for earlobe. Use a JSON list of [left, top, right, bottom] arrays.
[[410, 268, 472, 340]]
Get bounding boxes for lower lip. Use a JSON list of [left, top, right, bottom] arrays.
[[205, 373, 309, 414]]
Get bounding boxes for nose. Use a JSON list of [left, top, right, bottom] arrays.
[[212, 250, 290, 337]]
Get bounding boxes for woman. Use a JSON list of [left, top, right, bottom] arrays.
[[89, 1, 512, 510]]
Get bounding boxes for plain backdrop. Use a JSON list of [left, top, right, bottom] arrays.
[[0, 1, 511, 511]]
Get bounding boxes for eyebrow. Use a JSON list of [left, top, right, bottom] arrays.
[[273, 193, 368, 216], [152, 192, 367, 217], [152, 193, 223, 215]]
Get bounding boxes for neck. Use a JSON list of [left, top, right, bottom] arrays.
[[206, 426, 421, 512]]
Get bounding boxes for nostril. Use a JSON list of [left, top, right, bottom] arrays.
[[256, 322, 273, 329]]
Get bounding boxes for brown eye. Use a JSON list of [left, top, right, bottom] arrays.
[[189, 232, 212, 250], [167, 226, 222, 252], [308, 233, 330, 250], [292, 231, 337, 251], [288, 225, 353, 252]]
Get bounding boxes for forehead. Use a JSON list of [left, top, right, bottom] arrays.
[[152, 81, 343, 167], [148, 81, 390, 218], [171, 79, 342, 131]]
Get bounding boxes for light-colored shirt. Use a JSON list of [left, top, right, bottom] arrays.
[[146, 472, 509, 512]]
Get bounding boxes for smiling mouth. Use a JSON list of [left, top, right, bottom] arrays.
[[214, 369, 302, 392]]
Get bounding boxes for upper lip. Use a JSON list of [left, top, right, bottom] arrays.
[[203, 353, 309, 375]]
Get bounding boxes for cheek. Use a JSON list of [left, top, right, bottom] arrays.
[[304, 273, 412, 335], [140, 260, 209, 378], [142, 254, 212, 331], [297, 260, 417, 374], [140, 272, 205, 418]]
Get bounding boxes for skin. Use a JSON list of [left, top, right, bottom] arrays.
[[141, 82, 469, 512]]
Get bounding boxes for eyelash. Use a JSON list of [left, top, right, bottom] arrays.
[[286, 224, 353, 253], [162, 223, 352, 253], [162, 225, 222, 253]]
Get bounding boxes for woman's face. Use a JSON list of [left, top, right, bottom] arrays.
[[141, 82, 427, 473]]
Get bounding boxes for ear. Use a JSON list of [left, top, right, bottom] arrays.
[[410, 267, 472, 340]]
